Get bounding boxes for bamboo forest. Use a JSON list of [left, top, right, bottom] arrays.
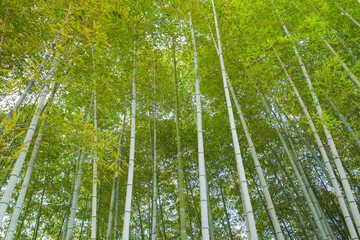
[[1, 0, 360, 239]]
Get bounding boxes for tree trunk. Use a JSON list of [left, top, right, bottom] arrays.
[[211, 1, 258, 238], [15, 189, 34, 239], [206, 177, 215, 240], [280, 15, 360, 231], [269, 149, 311, 232], [325, 94, 360, 150], [151, 72, 158, 240], [173, 34, 187, 240], [65, 104, 93, 240], [61, 155, 79, 240], [79, 199, 89, 240], [186, 176, 202, 233], [91, 47, 98, 240], [32, 186, 46, 240], [274, 103, 346, 237], [137, 202, 145, 240], [281, 120, 334, 239], [113, 109, 127, 240], [106, 172, 116, 240], [258, 87, 327, 239], [122, 42, 137, 240], [219, 183, 234, 240], [339, 7, 360, 29], [321, 36, 360, 88], [190, 15, 210, 240], [0, 83, 50, 225], [5, 82, 58, 240], [65, 152, 85, 240], [231, 173, 250, 238], [0, 41, 57, 131], [229, 83, 284, 240], [5, 120, 45, 240], [96, 176, 103, 240], [272, 36, 360, 238], [158, 194, 168, 240]]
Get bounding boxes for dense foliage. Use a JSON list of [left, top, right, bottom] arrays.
[[0, 0, 360, 239]]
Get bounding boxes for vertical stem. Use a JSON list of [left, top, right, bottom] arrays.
[[210, 1, 258, 238], [96, 176, 103, 240], [32, 186, 46, 240], [339, 7, 360, 29], [325, 94, 360, 150], [151, 61, 158, 240], [189, 15, 210, 240], [173, 34, 187, 240], [5, 83, 58, 240], [0, 41, 57, 130], [219, 183, 234, 240], [91, 47, 98, 240], [158, 194, 168, 240], [61, 156, 79, 240], [66, 104, 93, 240], [122, 42, 137, 240], [321, 36, 360, 88], [114, 109, 127, 240], [229, 83, 284, 240], [79, 199, 89, 240], [16, 193, 33, 239], [0, 83, 49, 225], [231, 173, 250, 238], [280, 118, 333, 239], [272, 9, 360, 231], [186, 175, 202, 232], [257, 87, 327, 239], [273, 39, 359, 238], [5, 120, 46, 240], [106, 172, 116, 240], [137, 202, 145, 240], [65, 153, 85, 240], [269, 149, 316, 238], [206, 177, 215, 240]]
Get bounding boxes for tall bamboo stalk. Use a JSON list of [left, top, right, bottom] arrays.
[[274, 9, 360, 235], [279, 117, 334, 239], [210, 1, 258, 238], [122, 42, 137, 240], [61, 151, 80, 240], [0, 41, 57, 131], [32, 185, 46, 240], [5, 84, 58, 240], [106, 109, 127, 240], [321, 36, 360, 88], [113, 110, 127, 240], [106, 171, 116, 240], [189, 14, 210, 240], [219, 183, 234, 240], [0, 83, 50, 225], [5, 119, 46, 240], [339, 7, 360, 29], [173, 34, 187, 240], [91, 47, 98, 240], [206, 176, 215, 240], [151, 61, 158, 240], [257, 87, 328, 239], [229, 83, 284, 240], [276, 53, 356, 239], [325, 94, 360, 150], [65, 103, 93, 240]]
